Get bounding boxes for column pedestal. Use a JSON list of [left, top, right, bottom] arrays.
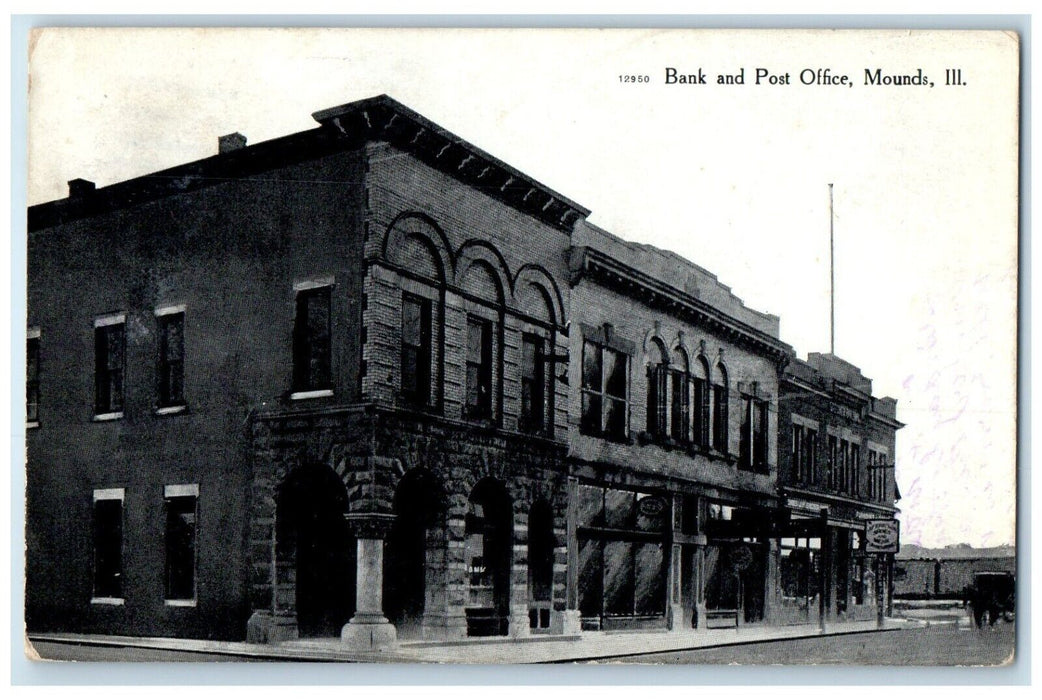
[[340, 514, 398, 652]]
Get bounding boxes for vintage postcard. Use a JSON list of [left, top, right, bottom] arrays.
[[23, 27, 1019, 668]]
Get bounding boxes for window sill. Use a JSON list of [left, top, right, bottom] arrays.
[[93, 412, 124, 422], [91, 597, 125, 606], [26, 420, 40, 430], [164, 599, 197, 608], [155, 404, 187, 416], [290, 388, 334, 400]]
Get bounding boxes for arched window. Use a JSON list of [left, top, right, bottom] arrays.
[[670, 347, 690, 444], [646, 339, 668, 439], [692, 356, 711, 447], [712, 362, 729, 452], [517, 282, 556, 435], [461, 261, 503, 422]]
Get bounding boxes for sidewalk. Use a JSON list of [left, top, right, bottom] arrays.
[[29, 618, 918, 664]]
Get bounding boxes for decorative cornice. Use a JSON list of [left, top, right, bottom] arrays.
[[569, 246, 793, 363], [313, 96, 590, 233]]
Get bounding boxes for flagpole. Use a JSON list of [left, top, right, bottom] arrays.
[[829, 183, 835, 355]]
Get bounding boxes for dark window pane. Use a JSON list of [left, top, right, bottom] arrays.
[[604, 397, 627, 440], [520, 335, 544, 433], [604, 488, 634, 529], [95, 323, 125, 414], [577, 485, 604, 528], [401, 295, 432, 407], [93, 498, 123, 598], [670, 371, 688, 442], [158, 313, 186, 407], [604, 350, 627, 398], [578, 539, 604, 618], [581, 392, 602, 436], [293, 287, 331, 391], [27, 337, 39, 422], [713, 387, 728, 452], [165, 495, 197, 600], [603, 541, 635, 616], [740, 398, 752, 468], [581, 341, 601, 390], [465, 318, 492, 419], [692, 378, 706, 446], [634, 543, 666, 615]]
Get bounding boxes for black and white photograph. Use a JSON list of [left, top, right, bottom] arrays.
[[19, 26, 1020, 672]]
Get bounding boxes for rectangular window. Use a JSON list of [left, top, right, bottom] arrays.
[[94, 315, 126, 418], [828, 435, 838, 490], [712, 384, 728, 453], [740, 397, 753, 468], [164, 484, 198, 603], [851, 444, 861, 496], [92, 488, 124, 602], [581, 340, 629, 441], [792, 424, 804, 482], [670, 370, 689, 443], [27, 329, 40, 426], [520, 334, 545, 433], [157, 310, 185, 409], [753, 400, 768, 468], [401, 294, 432, 408], [292, 286, 332, 394], [465, 317, 493, 420], [806, 429, 818, 484]]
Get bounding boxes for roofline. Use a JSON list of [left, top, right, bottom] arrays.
[[29, 94, 591, 234], [569, 245, 794, 362]]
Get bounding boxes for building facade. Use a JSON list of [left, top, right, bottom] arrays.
[[26, 95, 901, 648], [775, 354, 904, 624]]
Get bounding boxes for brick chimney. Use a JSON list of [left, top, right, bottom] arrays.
[[218, 132, 247, 153], [67, 178, 95, 199]]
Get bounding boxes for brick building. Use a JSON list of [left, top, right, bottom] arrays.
[[25, 94, 901, 649], [775, 354, 904, 623], [565, 224, 792, 630]]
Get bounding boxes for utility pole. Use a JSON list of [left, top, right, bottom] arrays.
[[829, 183, 835, 355]]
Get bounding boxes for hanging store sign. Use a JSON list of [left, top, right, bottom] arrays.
[[865, 519, 900, 553], [637, 495, 667, 518]]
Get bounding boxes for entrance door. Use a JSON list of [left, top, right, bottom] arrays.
[[384, 469, 445, 638], [275, 464, 355, 638], [465, 478, 513, 636]]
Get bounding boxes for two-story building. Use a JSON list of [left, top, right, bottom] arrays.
[[26, 94, 902, 650], [564, 224, 792, 631], [27, 96, 585, 649], [775, 353, 903, 624]]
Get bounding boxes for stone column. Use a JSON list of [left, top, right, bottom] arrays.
[[562, 476, 582, 634], [341, 513, 397, 651]]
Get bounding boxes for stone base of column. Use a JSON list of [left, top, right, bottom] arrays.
[[246, 610, 299, 644], [560, 609, 582, 635], [509, 610, 531, 639], [341, 614, 397, 652], [693, 604, 709, 633]]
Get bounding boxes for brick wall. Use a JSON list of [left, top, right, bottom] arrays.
[[26, 148, 366, 639]]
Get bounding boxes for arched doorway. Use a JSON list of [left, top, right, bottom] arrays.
[[465, 478, 513, 636], [527, 499, 555, 631], [275, 464, 355, 638], [384, 469, 445, 639]]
